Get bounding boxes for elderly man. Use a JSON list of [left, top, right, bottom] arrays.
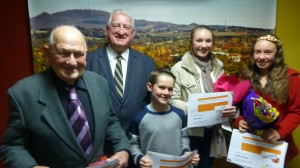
[[86, 9, 155, 136], [0, 25, 129, 168]]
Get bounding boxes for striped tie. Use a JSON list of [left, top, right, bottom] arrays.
[[68, 87, 92, 156], [114, 55, 123, 98]]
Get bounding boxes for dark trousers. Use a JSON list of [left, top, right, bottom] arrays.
[[189, 127, 214, 168]]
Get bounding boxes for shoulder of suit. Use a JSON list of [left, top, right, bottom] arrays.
[[9, 71, 50, 92], [83, 70, 104, 79], [83, 70, 109, 84]]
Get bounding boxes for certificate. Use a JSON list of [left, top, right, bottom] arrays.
[[187, 92, 232, 128], [147, 150, 197, 168], [227, 129, 288, 168], [87, 159, 119, 168]]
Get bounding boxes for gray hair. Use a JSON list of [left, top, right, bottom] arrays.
[[49, 25, 87, 48], [107, 9, 135, 30]]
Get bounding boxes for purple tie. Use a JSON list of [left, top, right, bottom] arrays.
[[68, 87, 92, 156]]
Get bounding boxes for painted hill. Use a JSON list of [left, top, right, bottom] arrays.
[[30, 9, 198, 31], [30, 9, 271, 33]]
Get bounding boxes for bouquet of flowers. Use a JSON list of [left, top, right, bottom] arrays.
[[243, 90, 280, 135], [213, 53, 280, 135], [214, 74, 280, 136]]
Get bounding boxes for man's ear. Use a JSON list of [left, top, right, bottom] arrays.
[[43, 44, 50, 64], [130, 29, 136, 41], [146, 82, 152, 92], [104, 26, 108, 37]]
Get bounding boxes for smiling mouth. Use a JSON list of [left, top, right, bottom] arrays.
[[160, 97, 169, 101], [199, 50, 208, 53], [257, 63, 267, 67]]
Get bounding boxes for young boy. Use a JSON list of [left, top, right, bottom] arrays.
[[129, 69, 200, 168]]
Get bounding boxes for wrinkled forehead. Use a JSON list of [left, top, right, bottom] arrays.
[[54, 33, 86, 49], [54, 43, 86, 52]]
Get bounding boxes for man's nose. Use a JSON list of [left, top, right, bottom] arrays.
[[118, 27, 126, 35], [67, 54, 77, 65]]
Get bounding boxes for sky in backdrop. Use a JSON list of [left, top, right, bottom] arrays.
[[28, 0, 277, 29]]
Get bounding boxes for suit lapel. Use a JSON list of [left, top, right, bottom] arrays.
[[97, 47, 123, 102], [82, 72, 104, 158], [38, 74, 86, 158], [97, 48, 113, 83], [123, 49, 137, 100]]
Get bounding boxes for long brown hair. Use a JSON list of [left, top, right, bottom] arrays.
[[243, 35, 288, 104]]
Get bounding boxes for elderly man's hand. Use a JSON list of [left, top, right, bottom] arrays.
[[109, 151, 129, 168]]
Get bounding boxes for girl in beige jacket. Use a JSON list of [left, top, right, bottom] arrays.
[[170, 25, 237, 168]]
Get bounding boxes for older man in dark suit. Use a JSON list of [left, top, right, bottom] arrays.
[[86, 9, 155, 135], [0, 25, 130, 168]]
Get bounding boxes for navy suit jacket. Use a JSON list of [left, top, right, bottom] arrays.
[[0, 70, 130, 168], [86, 46, 155, 134]]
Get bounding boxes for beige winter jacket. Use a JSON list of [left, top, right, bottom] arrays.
[[170, 51, 227, 158], [170, 51, 223, 134]]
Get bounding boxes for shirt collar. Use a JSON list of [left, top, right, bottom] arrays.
[[106, 45, 129, 61]]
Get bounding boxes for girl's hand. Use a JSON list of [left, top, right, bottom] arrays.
[[238, 119, 250, 132], [262, 128, 281, 142], [222, 105, 237, 118]]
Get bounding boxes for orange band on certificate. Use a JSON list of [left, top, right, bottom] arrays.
[[197, 101, 228, 112], [197, 95, 228, 112], [159, 156, 192, 168], [159, 161, 191, 168], [242, 136, 281, 146], [241, 142, 281, 155], [197, 95, 228, 101]]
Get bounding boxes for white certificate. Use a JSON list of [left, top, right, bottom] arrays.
[[227, 129, 288, 168], [147, 150, 197, 168], [187, 92, 232, 128]]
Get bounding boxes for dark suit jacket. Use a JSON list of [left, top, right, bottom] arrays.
[[0, 70, 130, 168], [86, 46, 155, 134]]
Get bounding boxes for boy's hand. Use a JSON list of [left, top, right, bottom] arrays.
[[184, 152, 200, 166], [140, 155, 152, 168]]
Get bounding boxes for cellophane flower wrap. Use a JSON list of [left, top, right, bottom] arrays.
[[214, 73, 251, 105], [213, 53, 249, 104], [213, 73, 251, 130], [243, 90, 280, 135]]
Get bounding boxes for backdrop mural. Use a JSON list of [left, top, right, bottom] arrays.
[[28, 0, 277, 74]]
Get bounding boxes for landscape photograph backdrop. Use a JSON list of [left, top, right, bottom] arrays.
[[28, 0, 277, 74]]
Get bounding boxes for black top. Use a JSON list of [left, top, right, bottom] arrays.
[[51, 69, 95, 141]]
